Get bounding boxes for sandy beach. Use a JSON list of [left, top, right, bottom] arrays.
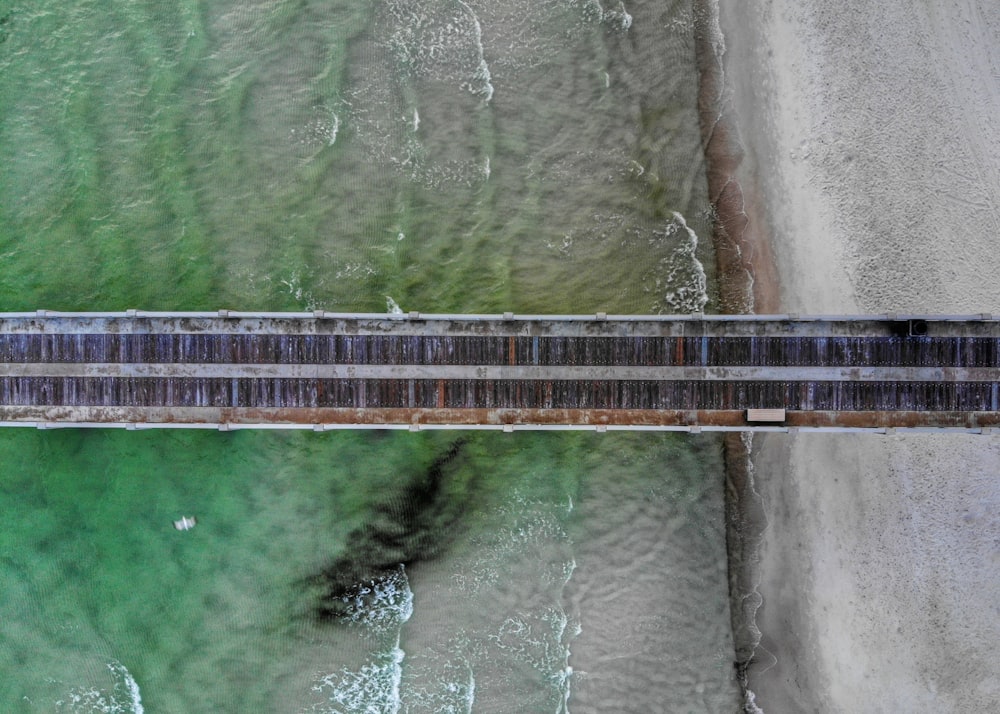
[[714, 0, 1000, 711]]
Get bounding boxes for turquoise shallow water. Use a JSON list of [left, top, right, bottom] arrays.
[[0, 0, 738, 710]]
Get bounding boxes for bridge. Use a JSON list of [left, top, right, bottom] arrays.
[[1, 311, 998, 433]]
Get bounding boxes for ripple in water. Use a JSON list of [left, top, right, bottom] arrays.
[[305, 566, 478, 714], [400, 655, 477, 714], [438, 490, 580, 712]]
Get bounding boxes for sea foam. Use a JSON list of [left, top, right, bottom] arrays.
[[309, 568, 413, 712], [660, 211, 709, 313], [56, 661, 144, 714], [311, 646, 405, 714], [334, 565, 414, 636]]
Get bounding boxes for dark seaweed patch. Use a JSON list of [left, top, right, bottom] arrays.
[[308, 438, 469, 623]]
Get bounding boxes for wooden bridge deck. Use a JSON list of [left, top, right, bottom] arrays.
[[2, 311, 999, 432]]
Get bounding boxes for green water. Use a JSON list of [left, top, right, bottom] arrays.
[[0, 429, 567, 709], [0, 0, 738, 710], [0, 0, 713, 315]]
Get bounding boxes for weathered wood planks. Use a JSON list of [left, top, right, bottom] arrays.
[[0, 314, 998, 429]]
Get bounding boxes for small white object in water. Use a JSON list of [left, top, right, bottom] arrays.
[[173, 516, 197, 531]]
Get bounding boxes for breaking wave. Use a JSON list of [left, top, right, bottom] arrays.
[[55, 661, 144, 714], [331, 565, 414, 636], [307, 568, 413, 713], [659, 211, 709, 313], [310, 647, 405, 714]]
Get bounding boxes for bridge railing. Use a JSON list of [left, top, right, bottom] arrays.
[[0, 419, 996, 435], [6, 310, 996, 322]]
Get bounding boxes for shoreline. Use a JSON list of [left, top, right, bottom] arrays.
[[691, 3, 772, 710], [702, 0, 1000, 711], [692, 1, 780, 317]]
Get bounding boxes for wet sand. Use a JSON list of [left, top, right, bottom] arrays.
[[712, 0, 1000, 711]]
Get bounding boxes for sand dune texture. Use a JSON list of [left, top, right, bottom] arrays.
[[717, 0, 1000, 711]]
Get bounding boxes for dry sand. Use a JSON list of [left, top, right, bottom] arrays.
[[715, 0, 1000, 711]]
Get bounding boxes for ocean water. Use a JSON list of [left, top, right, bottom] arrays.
[[0, 0, 739, 711]]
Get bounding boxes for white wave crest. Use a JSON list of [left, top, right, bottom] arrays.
[[489, 607, 579, 713], [310, 647, 404, 714], [384, 0, 493, 102], [603, 2, 633, 31], [659, 211, 709, 314], [456, 2, 494, 101], [335, 565, 414, 634], [744, 687, 766, 714], [56, 661, 143, 714], [328, 112, 340, 146]]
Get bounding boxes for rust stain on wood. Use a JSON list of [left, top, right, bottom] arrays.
[[3, 405, 999, 430]]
